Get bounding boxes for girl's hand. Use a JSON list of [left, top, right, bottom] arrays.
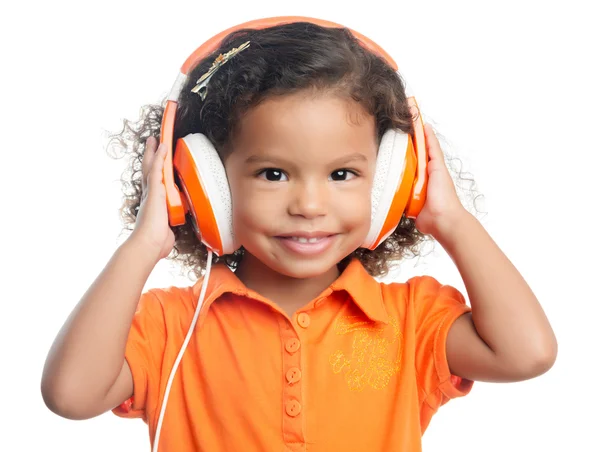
[[129, 136, 175, 262], [414, 123, 469, 239]]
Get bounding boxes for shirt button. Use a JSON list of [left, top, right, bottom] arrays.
[[286, 367, 302, 384], [297, 312, 311, 328], [285, 338, 300, 354], [285, 400, 302, 417]]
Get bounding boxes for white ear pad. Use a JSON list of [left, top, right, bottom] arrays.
[[181, 133, 236, 255], [362, 129, 409, 249]]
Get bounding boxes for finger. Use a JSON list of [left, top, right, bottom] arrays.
[[147, 143, 167, 195], [141, 136, 158, 193], [423, 123, 444, 162]]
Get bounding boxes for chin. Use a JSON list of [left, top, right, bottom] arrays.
[[268, 257, 340, 280]]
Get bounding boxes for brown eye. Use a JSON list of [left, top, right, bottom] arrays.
[[330, 169, 356, 181], [258, 168, 288, 182]]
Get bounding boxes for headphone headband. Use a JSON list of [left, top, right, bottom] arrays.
[[182, 16, 398, 75]]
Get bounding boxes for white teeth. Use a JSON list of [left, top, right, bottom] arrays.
[[291, 237, 320, 243]]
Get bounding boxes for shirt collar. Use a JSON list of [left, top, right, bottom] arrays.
[[330, 258, 389, 324], [191, 258, 389, 324]]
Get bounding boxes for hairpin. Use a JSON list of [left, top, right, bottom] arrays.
[[191, 41, 251, 100]]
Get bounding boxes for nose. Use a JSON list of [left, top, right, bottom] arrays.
[[288, 180, 328, 219]]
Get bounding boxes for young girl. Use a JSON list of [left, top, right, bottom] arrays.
[[41, 16, 557, 452]]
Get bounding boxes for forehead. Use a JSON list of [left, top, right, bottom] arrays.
[[229, 91, 377, 162]]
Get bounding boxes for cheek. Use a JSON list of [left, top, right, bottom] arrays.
[[334, 187, 372, 230], [229, 180, 277, 233]]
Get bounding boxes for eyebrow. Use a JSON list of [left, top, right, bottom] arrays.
[[244, 152, 368, 166]]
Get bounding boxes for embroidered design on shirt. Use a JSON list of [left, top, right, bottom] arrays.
[[329, 315, 402, 391]]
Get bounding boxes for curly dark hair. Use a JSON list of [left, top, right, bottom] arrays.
[[106, 22, 482, 279]]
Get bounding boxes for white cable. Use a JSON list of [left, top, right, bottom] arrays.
[[152, 250, 213, 452]]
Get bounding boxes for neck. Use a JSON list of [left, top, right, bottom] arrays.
[[235, 253, 340, 316]]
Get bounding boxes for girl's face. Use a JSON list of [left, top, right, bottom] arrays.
[[224, 91, 378, 279]]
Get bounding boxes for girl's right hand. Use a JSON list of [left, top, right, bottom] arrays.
[[129, 136, 176, 262]]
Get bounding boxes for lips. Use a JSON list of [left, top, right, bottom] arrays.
[[275, 232, 338, 256], [277, 231, 334, 239]]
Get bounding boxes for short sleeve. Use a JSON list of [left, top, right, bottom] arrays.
[[410, 275, 474, 411], [112, 290, 166, 420]]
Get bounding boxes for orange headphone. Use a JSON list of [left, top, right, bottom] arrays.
[[160, 16, 428, 256]]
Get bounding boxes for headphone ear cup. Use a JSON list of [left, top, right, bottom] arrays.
[[173, 133, 236, 256], [362, 129, 417, 250]]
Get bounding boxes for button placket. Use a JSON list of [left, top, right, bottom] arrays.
[[278, 316, 305, 446]]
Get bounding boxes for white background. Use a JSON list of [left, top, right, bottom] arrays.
[[2, 0, 599, 450]]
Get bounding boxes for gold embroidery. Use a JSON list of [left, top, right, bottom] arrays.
[[329, 316, 402, 391]]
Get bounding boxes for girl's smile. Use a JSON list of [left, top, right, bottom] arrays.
[[274, 231, 339, 256]]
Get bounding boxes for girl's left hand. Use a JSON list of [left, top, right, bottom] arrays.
[[414, 123, 468, 239]]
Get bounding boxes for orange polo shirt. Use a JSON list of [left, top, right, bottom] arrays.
[[113, 258, 473, 451]]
